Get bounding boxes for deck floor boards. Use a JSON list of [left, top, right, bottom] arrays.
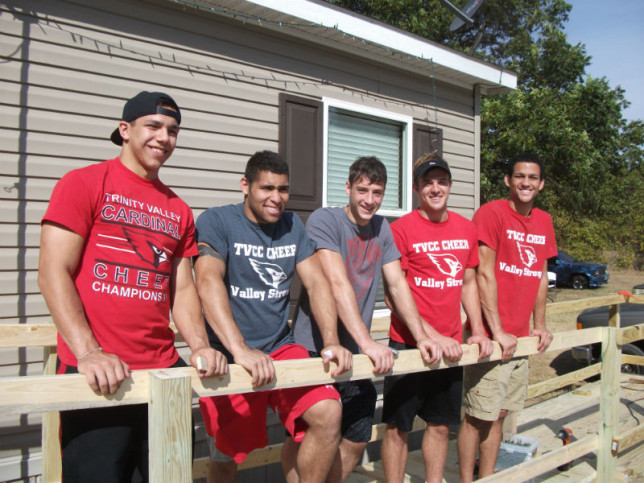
[[349, 376, 643, 482]]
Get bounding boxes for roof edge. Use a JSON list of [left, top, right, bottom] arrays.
[[246, 0, 517, 91]]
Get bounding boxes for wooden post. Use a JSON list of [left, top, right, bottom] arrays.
[[148, 370, 192, 483], [41, 346, 61, 483], [608, 303, 621, 328], [597, 326, 620, 481]]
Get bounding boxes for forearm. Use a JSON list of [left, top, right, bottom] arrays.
[[462, 270, 486, 336], [39, 224, 101, 358], [308, 279, 341, 347], [39, 270, 99, 358], [532, 269, 549, 330], [477, 269, 504, 336], [171, 284, 211, 352], [388, 281, 428, 343], [329, 278, 373, 349], [200, 284, 249, 357]]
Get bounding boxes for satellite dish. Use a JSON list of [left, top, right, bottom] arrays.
[[437, 0, 486, 32]]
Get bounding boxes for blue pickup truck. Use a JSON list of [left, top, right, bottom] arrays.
[[547, 250, 609, 289]]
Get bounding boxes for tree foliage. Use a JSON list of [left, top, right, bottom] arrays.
[[327, 0, 644, 268]]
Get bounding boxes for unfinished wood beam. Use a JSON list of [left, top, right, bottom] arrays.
[[609, 303, 621, 328], [477, 435, 598, 482], [0, 324, 58, 348], [40, 346, 61, 483], [0, 329, 607, 416], [545, 294, 630, 315], [618, 323, 644, 345], [621, 354, 644, 367], [148, 370, 192, 483], [612, 423, 644, 455], [598, 327, 620, 481], [527, 363, 601, 399], [0, 323, 181, 348], [192, 416, 428, 477]]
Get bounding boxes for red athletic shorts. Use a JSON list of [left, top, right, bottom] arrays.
[[199, 344, 340, 463]]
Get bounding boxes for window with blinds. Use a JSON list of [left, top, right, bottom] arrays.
[[280, 93, 443, 314], [323, 101, 412, 215]]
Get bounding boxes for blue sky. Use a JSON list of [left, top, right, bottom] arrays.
[[564, 0, 643, 123]]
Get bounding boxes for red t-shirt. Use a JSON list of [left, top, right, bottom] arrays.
[[42, 158, 198, 369], [470, 199, 557, 337], [389, 209, 478, 344]]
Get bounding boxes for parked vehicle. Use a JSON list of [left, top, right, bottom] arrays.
[[571, 301, 644, 374], [547, 250, 609, 289], [547, 271, 557, 301]]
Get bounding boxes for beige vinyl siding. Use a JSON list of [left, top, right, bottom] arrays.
[[0, 0, 479, 480]]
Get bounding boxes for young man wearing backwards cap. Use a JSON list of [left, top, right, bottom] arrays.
[[381, 152, 493, 483], [457, 153, 556, 481], [38, 91, 227, 482]]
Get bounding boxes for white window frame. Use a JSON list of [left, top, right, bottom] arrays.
[[322, 98, 414, 217]]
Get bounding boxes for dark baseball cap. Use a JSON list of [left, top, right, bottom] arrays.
[[110, 91, 181, 146], [413, 157, 451, 181]]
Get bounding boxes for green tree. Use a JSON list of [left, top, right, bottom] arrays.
[[327, 0, 644, 268]]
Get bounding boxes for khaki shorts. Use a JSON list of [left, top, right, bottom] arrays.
[[462, 357, 528, 422]]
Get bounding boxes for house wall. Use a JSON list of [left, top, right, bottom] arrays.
[[0, 0, 479, 480]]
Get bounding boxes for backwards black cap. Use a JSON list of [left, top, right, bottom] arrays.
[[110, 91, 181, 146], [413, 158, 451, 181]]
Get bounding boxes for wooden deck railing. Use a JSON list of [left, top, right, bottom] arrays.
[[1, 293, 642, 482]]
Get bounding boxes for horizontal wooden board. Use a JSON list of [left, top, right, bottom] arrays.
[[0, 328, 603, 417]]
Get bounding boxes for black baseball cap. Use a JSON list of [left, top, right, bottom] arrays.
[[110, 91, 181, 146], [413, 158, 451, 181]]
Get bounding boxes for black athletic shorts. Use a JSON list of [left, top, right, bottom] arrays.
[[57, 357, 190, 483], [381, 340, 463, 432], [307, 350, 377, 442]]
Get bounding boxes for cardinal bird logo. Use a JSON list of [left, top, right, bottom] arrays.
[[249, 258, 287, 289], [517, 242, 538, 268], [428, 253, 463, 278], [122, 227, 170, 268], [345, 236, 380, 301]]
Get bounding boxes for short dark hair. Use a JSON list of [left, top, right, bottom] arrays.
[[507, 153, 544, 179], [244, 150, 289, 183], [348, 156, 387, 186]]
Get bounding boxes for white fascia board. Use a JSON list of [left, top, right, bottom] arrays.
[[246, 0, 517, 90]]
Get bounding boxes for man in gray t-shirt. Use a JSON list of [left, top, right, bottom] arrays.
[[284, 156, 442, 482], [292, 205, 399, 354]]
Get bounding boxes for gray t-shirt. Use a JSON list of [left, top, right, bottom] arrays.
[[293, 206, 400, 354], [196, 203, 315, 357]]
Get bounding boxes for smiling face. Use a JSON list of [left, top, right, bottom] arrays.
[[414, 167, 452, 222], [118, 110, 179, 180], [241, 170, 290, 224], [505, 161, 545, 214], [345, 176, 385, 226]]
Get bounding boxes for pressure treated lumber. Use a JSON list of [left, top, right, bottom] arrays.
[[612, 423, 644, 455], [0, 329, 606, 416], [598, 327, 620, 481], [477, 435, 599, 482], [148, 371, 192, 483], [527, 362, 601, 399]]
